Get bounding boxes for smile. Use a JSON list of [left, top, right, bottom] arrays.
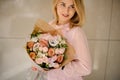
[[62, 14, 69, 17]]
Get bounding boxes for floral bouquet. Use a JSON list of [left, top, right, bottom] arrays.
[[26, 31, 67, 70]]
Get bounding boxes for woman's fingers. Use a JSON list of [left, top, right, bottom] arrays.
[[31, 65, 38, 71]]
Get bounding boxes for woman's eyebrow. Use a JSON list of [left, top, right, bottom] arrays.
[[59, 2, 65, 4], [59, 1, 74, 6]]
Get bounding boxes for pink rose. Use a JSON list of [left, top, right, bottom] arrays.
[[42, 56, 49, 64], [55, 48, 65, 54], [35, 58, 43, 64], [39, 46, 43, 51], [57, 55, 64, 63], [29, 52, 36, 60], [53, 63, 60, 68], [42, 47, 48, 53], [51, 55, 57, 62], [27, 41, 34, 48], [39, 39, 49, 47], [48, 48, 55, 57]]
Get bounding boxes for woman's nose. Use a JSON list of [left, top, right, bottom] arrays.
[[64, 7, 69, 14]]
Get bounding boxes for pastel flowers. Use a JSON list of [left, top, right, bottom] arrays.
[[26, 32, 67, 70]]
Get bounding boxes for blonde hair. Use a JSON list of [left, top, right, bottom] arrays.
[[52, 0, 85, 28]]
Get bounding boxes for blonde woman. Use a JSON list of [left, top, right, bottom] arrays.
[[26, 0, 92, 80]]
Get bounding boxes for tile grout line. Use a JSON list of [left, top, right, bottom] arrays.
[[0, 37, 120, 41], [104, 0, 113, 80], [0, 37, 25, 39]]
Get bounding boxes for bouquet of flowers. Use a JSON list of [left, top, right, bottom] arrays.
[[26, 31, 67, 70]]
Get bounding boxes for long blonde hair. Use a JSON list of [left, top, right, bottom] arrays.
[[52, 0, 85, 28]]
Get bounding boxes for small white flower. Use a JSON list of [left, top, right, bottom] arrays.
[[60, 40, 66, 44], [33, 43, 40, 52], [31, 37, 38, 42], [49, 37, 59, 47], [37, 51, 43, 57]]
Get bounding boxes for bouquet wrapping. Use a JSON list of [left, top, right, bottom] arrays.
[[26, 30, 67, 70]]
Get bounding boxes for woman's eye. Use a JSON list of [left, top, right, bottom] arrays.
[[61, 3, 65, 7], [70, 5, 74, 9]]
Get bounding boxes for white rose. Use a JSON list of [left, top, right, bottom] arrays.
[[49, 37, 59, 47], [31, 37, 38, 42], [60, 40, 66, 44], [37, 51, 43, 57], [33, 43, 40, 52]]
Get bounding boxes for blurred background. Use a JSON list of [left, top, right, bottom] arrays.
[[0, 0, 120, 80]]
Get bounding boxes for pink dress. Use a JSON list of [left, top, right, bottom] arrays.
[[26, 21, 92, 80]]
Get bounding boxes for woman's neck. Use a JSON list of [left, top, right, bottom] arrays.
[[57, 21, 70, 25]]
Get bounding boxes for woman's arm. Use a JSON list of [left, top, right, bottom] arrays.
[[62, 27, 92, 77]]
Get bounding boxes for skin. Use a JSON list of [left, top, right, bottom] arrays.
[[56, 0, 76, 25]]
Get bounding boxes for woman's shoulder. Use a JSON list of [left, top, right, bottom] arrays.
[[70, 26, 83, 32], [70, 26, 86, 37]]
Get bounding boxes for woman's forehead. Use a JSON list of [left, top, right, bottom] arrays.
[[57, 0, 74, 5]]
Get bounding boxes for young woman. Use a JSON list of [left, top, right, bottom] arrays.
[[26, 0, 92, 80]]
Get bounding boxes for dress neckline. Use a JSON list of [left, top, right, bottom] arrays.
[[55, 22, 70, 29]]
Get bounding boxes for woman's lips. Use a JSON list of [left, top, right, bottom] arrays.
[[62, 14, 69, 17]]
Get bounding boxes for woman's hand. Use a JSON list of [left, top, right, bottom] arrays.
[[31, 65, 38, 71], [31, 65, 50, 72]]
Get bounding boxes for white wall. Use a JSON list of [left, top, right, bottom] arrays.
[[0, 0, 120, 80], [84, 0, 120, 80], [0, 0, 52, 80]]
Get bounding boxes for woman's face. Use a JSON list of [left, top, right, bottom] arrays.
[[56, 0, 76, 24]]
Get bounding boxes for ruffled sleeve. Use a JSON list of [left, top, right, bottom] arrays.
[[62, 27, 92, 78]]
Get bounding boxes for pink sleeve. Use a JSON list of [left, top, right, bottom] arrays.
[[63, 27, 92, 77]]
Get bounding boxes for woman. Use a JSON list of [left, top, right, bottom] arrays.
[[26, 0, 92, 80]]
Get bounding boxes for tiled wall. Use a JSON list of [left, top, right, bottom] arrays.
[[0, 0, 120, 80], [84, 0, 120, 80], [0, 0, 53, 80]]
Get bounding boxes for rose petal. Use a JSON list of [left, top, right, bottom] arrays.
[[42, 47, 48, 53], [29, 52, 36, 60], [35, 58, 43, 64], [57, 55, 64, 63], [48, 48, 55, 57], [27, 41, 34, 48]]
